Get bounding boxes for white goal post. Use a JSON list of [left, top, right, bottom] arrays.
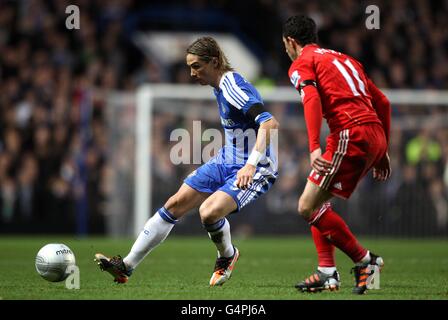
[[133, 85, 448, 236]]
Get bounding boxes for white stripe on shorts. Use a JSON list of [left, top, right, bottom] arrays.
[[319, 129, 349, 190]]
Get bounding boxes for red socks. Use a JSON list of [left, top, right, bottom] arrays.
[[310, 205, 367, 264], [311, 226, 335, 267]]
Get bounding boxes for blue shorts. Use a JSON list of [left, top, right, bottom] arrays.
[[184, 159, 277, 212]]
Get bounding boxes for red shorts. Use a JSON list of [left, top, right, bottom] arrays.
[[308, 123, 387, 199]]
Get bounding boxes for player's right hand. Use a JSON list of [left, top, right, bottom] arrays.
[[236, 163, 256, 190], [373, 152, 391, 181], [310, 148, 332, 175]]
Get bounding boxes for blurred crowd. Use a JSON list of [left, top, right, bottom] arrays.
[[0, 0, 447, 236]]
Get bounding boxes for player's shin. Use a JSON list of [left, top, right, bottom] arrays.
[[203, 218, 234, 258], [311, 226, 336, 273], [123, 207, 177, 269], [310, 205, 367, 264]]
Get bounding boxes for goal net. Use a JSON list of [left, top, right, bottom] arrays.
[[105, 85, 448, 237]]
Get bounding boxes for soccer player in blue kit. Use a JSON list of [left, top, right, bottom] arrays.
[[95, 37, 279, 286]]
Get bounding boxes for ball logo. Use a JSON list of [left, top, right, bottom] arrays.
[[56, 249, 72, 255]]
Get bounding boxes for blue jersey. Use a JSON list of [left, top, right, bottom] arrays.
[[213, 72, 278, 173], [184, 72, 278, 211]]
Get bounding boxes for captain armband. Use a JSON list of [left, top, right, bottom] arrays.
[[299, 80, 317, 94], [246, 103, 267, 122]]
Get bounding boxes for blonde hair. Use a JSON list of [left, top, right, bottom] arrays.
[[186, 36, 234, 72]]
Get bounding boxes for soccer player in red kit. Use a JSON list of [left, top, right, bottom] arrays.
[[282, 15, 391, 294]]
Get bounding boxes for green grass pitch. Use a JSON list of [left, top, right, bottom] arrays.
[[0, 236, 447, 300]]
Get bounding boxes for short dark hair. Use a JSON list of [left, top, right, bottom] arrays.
[[282, 15, 318, 46]]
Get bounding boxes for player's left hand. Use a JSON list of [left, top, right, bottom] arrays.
[[236, 164, 256, 190], [373, 152, 391, 181]]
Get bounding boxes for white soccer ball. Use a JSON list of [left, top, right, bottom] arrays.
[[35, 243, 76, 282]]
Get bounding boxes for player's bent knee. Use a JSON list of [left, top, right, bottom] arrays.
[[297, 197, 314, 219], [199, 203, 224, 225]]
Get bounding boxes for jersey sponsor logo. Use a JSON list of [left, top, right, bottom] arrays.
[[290, 70, 301, 88], [220, 117, 236, 127], [219, 101, 226, 114]]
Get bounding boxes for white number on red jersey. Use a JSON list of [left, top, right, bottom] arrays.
[[332, 58, 367, 97]]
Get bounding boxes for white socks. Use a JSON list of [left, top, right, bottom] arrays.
[[203, 218, 234, 258], [356, 250, 371, 266], [318, 266, 337, 275], [123, 207, 177, 270], [123, 209, 235, 271], [318, 251, 372, 274]]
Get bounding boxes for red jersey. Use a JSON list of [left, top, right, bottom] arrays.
[[288, 44, 389, 152]]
